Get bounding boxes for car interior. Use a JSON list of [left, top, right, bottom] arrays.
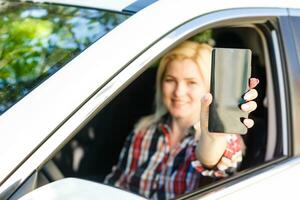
[[9, 23, 282, 199], [47, 26, 270, 181]]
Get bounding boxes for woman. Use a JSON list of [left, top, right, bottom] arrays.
[[105, 41, 259, 199]]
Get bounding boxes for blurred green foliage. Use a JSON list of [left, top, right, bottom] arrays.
[[190, 30, 213, 44], [0, 2, 128, 114]]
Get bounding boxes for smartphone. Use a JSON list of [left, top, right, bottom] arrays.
[[209, 48, 252, 134]]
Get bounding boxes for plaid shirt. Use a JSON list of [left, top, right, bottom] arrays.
[[105, 118, 243, 199]]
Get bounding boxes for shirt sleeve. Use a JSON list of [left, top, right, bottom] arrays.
[[191, 134, 243, 178], [104, 131, 135, 188]]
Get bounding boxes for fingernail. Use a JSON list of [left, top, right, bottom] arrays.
[[244, 93, 251, 101], [241, 104, 249, 111], [202, 94, 209, 101], [244, 119, 254, 127], [251, 78, 259, 84]]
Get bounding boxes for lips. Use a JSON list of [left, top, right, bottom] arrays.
[[171, 99, 187, 106]]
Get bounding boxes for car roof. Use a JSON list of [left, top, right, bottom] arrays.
[[21, 0, 158, 14], [23, 0, 300, 12]]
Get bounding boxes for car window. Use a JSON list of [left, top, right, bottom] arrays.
[[0, 2, 128, 115], [13, 9, 288, 198], [35, 23, 278, 198]]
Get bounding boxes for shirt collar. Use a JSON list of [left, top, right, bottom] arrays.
[[159, 114, 197, 138]]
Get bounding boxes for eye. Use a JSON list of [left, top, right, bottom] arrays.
[[187, 80, 198, 85], [164, 77, 175, 82]]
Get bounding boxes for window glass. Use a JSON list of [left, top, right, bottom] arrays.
[[0, 2, 128, 114]]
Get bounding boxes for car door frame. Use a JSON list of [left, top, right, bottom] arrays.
[[1, 4, 298, 200], [279, 11, 300, 155]]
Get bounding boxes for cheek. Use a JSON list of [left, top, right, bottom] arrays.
[[162, 82, 174, 96], [189, 85, 205, 99], [162, 83, 172, 103]]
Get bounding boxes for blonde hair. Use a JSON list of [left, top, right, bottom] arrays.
[[135, 41, 213, 131]]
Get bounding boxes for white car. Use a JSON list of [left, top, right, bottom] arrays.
[[1, 0, 300, 199]]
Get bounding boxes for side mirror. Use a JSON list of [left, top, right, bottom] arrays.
[[19, 178, 147, 200]]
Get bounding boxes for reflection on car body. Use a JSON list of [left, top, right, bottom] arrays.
[[1, 0, 300, 199]]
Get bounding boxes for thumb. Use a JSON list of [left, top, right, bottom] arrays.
[[200, 93, 213, 130]]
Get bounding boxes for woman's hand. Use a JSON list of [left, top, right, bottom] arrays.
[[201, 77, 260, 135], [196, 78, 259, 168], [241, 78, 259, 128]]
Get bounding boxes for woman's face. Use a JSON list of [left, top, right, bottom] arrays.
[[162, 58, 207, 122]]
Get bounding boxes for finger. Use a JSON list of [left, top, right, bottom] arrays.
[[200, 93, 212, 130], [249, 78, 259, 89], [243, 89, 258, 101], [243, 118, 254, 128], [241, 101, 257, 113]]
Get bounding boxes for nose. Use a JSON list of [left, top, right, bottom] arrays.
[[174, 82, 186, 97]]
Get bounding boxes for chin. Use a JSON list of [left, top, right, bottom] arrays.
[[169, 110, 190, 118]]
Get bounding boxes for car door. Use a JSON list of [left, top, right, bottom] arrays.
[[2, 1, 300, 199], [194, 7, 300, 200], [44, 6, 294, 199]]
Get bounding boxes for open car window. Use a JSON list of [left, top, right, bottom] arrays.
[[36, 20, 284, 199], [0, 2, 128, 114]]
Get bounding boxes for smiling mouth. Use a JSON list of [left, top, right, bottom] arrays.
[[172, 100, 187, 106]]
